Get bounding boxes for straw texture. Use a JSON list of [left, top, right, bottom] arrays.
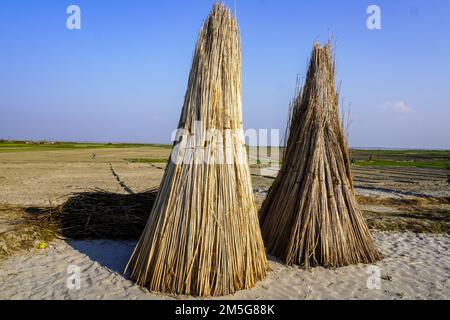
[[126, 4, 267, 297], [259, 42, 381, 268]]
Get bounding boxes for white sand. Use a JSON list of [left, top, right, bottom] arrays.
[[0, 231, 448, 300]]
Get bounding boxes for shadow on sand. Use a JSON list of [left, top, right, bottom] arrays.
[[23, 189, 158, 273], [68, 239, 137, 274]]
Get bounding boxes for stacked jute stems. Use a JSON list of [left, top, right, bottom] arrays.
[[31, 188, 159, 240], [259, 42, 381, 268], [126, 4, 267, 297]]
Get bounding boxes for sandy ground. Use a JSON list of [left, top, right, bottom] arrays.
[[0, 231, 448, 300], [0, 148, 167, 206]]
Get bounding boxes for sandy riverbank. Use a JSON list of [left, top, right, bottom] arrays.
[[0, 231, 448, 300]]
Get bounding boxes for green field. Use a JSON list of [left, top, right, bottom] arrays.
[[350, 149, 450, 170], [0, 141, 171, 153], [354, 160, 450, 170]]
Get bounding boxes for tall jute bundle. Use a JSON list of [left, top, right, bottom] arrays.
[[126, 4, 267, 297], [259, 42, 380, 268]]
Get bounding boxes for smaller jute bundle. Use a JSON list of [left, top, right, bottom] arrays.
[[259, 42, 381, 268]]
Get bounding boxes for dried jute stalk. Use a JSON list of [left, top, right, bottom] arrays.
[[259, 42, 381, 268], [126, 3, 267, 297]]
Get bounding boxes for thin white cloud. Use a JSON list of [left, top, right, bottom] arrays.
[[380, 101, 414, 113]]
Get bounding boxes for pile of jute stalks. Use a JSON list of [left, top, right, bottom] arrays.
[[29, 188, 158, 240], [259, 43, 381, 268]]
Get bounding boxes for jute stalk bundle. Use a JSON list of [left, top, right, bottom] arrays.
[[126, 4, 267, 297], [259, 42, 381, 268]]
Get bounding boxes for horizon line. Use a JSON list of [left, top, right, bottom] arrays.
[[1, 138, 449, 151]]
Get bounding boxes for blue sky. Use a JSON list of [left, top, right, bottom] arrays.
[[0, 0, 449, 148]]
